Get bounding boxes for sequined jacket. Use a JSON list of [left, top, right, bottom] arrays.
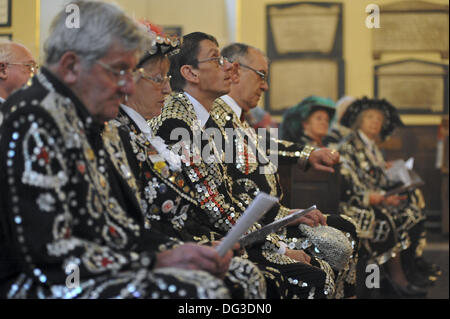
[[107, 108, 224, 243], [105, 109, 274, 299], [338, 132, 425, 239], [210, 98, 312, 224], [148, 93, 312, 258], [150, 93, 260, 235], [298, 134, 321, 148], [323, 125, 353, 151], [0, 69, 181, 298]]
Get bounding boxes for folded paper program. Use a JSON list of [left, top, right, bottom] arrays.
[[215, 192, 279, 256], [385, 159, 424, 196], [386, 159, 413, 185]]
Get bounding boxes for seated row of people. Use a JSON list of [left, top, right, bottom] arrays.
[[0, 0, 439, 299], [145, 31, 359, 298], [0, 1, 358, 299], [279, 95, 442, 297]]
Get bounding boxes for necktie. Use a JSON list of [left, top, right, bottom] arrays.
[[240, 111, 246, 122]]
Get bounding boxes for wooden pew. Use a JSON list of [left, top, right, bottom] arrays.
[[441, 116, 449, 235], [278, 164, 341, 214]]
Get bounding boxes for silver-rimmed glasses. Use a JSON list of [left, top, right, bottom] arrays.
[[239, 63, 267, 83], [135, 68, 172, 87], [96, 61, 137, 87], [196, 56, 229, 67]]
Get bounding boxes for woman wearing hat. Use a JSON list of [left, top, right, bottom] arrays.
[[280, 96, 336, 147], [337, 97, 432, 298]]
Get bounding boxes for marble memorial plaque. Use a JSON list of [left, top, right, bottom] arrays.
[[375, 60, 447, 114], [373, 1, 449, 59], [0, 0, 11, 26], [269, 59, 339, 112], [268, 3, 340, 55]]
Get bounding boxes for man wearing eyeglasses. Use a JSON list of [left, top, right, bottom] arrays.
[[210, 43, 360, 298], [0, 41, 37, 104]]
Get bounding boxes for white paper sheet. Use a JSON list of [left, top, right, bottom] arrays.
[[215, 192, 279, 256]]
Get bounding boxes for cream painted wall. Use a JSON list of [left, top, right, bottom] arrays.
[[37, 0, 231, 61], [122, 0, 231, 46], [38, 0, 230, 54], [39, 0, 72, 62], [1, 0, 38, 58], [4, 0, 448, 124], [238, 0, 449, 124]]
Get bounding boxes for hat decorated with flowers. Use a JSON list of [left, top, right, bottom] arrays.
[[136, 20, 180, 69]]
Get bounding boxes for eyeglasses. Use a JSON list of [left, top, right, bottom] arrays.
[[136, 68, 172, 86], [96, 61, 137, 87], [7, 62, 39, 75], [239, 63, 267, 83], [196, 56, 229, 67]]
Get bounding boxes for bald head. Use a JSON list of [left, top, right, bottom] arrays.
[[0, 42, 36, 100]]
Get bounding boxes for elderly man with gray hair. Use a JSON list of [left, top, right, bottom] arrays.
[[0, 41, 37, 103], [0, 1, 242, 299]]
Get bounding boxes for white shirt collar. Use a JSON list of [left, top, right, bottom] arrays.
[[120, 104, 182, 171], [0, 96, 5, 104], [120, 104, 151, 135], [220, 95, 242, 119], [184, 91, 210, 127]]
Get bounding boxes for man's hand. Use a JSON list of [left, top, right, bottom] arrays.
[[212, 241, 245, 257], [383, 194, 407, 207], [155, 243, 232, 279], [307, 148, 340, 173], [288, 209, 327, 227], [369, 192, 385, 206], [285, 249, 311, 264], [369, 193, 407, 207]]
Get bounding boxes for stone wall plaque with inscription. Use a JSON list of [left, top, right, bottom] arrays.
[[0, 0, 11, 27], [375, 60, 449, 114], [267, 58, 343, 114], [267, 2, 342, 58], [373, 1, 449, 59]]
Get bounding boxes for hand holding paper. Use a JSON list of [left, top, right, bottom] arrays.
[[215, 192, 279, 257]]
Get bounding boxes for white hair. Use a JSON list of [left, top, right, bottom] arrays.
[[221, 43, 270, 65], [0, 40, 13, 63], [0, 40, 31, 63], [44, 0, 150, 68]]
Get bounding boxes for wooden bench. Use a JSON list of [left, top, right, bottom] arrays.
[[278, 164, 341, 214]]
